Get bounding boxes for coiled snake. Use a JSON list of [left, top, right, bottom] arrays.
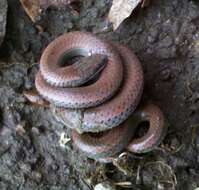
[[30, 31, 166, 162]]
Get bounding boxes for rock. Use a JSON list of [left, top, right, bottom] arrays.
[[0, 0, 7, 46]]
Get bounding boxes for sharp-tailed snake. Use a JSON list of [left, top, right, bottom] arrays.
[[34, 31, 167, 162]]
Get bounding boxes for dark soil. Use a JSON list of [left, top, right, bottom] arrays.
[[0, 0, 199, 189]]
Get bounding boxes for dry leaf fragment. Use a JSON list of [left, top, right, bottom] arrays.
[[19, 0, 40, 22], [108, 0, 147, 30]]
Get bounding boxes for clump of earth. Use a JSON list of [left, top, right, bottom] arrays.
[[0, 0, 199, 189]]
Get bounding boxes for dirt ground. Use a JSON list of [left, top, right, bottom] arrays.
[[0, 0, 199, 189]]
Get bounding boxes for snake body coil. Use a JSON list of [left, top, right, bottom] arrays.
[[35, 31, 166, 161]]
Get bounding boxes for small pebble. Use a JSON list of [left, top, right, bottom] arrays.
[[31, 171, 42, 182], [161, 68, 171, 81], [94, 182, 116, 190]]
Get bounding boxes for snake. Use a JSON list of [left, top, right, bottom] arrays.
[[72, 103, 166, 162], [36, 31, 123, 109], [34, 31, 166, 161]]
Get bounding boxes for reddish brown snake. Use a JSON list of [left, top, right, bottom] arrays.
[[36, 31, 123, 109], [52, 43, 143, 132], [34, 31, 166, 161], [72, 103, 166, 161]]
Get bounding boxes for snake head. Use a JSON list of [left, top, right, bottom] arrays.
[[72, 54, 108, 86], [23, 89, 49, 107]]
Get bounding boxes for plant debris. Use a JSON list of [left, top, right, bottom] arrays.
[[142, 161, 177, 189], [108, 0, 149, 30], [19, 0, 40, 22]]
